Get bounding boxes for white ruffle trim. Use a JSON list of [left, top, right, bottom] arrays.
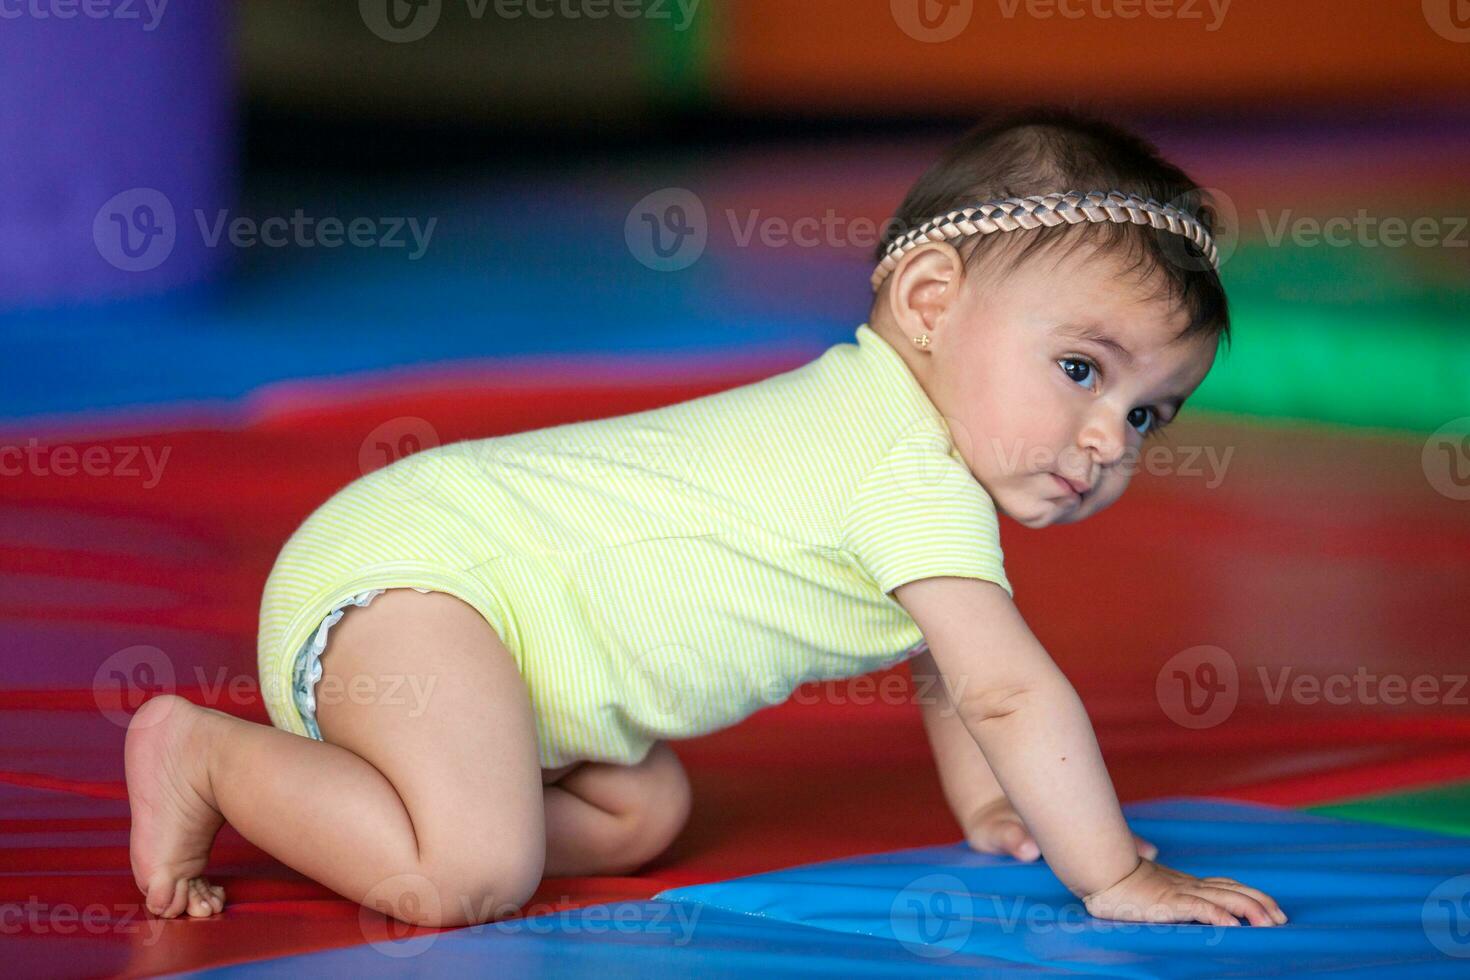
[[290, 587, 433, 739]]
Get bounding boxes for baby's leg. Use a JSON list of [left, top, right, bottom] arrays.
[[126, 588, 545, 927], [542, 740, 692, 877]]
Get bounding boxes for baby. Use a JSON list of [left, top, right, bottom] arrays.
[[125, 104, 1287, 931]]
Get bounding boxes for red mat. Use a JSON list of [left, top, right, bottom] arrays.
[[4, 368, 1467, 978]]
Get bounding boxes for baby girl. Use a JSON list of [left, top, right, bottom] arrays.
[[125, 104, 1287, 931]]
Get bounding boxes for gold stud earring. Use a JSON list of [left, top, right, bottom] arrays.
[[912, 333, 932, 350]]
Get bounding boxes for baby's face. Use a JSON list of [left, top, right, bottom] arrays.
[[918, 243, 1219, 529]]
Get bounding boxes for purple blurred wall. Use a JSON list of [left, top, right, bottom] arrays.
[[0, 1, 236, 309]]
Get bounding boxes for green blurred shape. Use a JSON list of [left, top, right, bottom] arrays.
[[1306, 782, 1470, 838], [1192, 238, 1469, 434], [642, 0, 714, 105]]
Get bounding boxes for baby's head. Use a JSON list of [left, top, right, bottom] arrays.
[[869, 105, 1228, 529]]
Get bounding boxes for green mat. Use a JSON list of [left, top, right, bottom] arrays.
[[1196, 239, 1470, 434], [1305, 782, 1470, 837]]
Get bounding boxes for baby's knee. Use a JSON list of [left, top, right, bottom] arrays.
[[370, 853, 543, 928]]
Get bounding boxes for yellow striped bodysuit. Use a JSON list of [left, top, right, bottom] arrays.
[[256, 324, 1011, 769]]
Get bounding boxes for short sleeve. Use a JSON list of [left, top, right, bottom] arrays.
[[839, 421, 1012, 597]]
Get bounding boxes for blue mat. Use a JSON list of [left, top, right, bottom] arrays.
[[177, 798, 1470, 978]]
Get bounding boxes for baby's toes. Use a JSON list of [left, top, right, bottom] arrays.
[[146, 874, 189, 918], [186, 878, 218, 917]]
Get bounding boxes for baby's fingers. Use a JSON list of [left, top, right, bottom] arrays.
[[1173, 895, 1241, 929], [1189, 885, 1277, 927], [1200, 877, 1287, 924]]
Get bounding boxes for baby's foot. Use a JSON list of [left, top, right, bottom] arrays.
[[124, 694, 227, 918]]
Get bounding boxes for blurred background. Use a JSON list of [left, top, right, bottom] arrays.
[[1, 4, 1469, 976], [3, 1, 1467, 430]]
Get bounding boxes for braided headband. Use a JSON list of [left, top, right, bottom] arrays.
[[870, 189, 1218, 292]]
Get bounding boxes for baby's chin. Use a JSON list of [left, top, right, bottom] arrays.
[[994, 492, 1087, 530]]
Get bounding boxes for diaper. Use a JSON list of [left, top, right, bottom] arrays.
[[290, 586, 434, 740]]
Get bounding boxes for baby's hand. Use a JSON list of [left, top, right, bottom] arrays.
[[964, 796, 1157, 863], [1083, 858, 1288, 927]]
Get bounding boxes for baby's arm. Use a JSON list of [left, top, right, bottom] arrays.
[[893, 575, 1286, 927], [911, 646, 1157, 862]]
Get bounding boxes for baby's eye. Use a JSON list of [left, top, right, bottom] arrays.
[[1058, 357, 1097, 390], [1128, 406, 1158, 436]]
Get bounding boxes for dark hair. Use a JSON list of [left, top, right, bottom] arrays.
[[874, 103, 1229, 350]]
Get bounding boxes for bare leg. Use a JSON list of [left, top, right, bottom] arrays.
[[542, 741, 692, 877], [126, 589, 546, 926]]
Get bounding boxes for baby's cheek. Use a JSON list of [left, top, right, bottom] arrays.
[[1087, 474, 1131, 517]]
